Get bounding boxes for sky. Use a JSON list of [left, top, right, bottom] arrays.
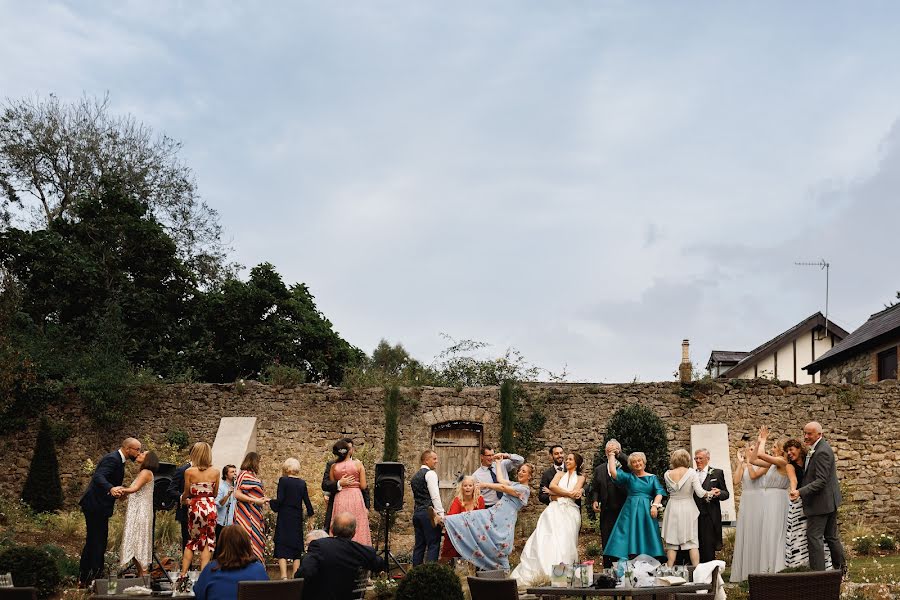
[[2, 1, 899, 382]]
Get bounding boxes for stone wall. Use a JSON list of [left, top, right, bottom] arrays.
[[821, 350, 876, 384], [2, 379, 899, 535]]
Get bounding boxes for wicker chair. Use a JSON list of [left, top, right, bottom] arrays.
[[0, 589, 38, 600], [237, 578, 304, 600], [747, 569, 842, 600], [467, 576, 519, 600], [474, 569, 509, 579]]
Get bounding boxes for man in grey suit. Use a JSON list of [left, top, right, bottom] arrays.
[[790, 421, 846, 573]]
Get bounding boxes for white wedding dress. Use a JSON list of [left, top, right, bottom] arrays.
[[511, 470, 581, 584]]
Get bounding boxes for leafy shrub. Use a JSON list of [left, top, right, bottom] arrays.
[[877, 533, 896, 551], [604, 404, 669, 478], [395, 562, 463, 600], [21, 419, 63, 513], [777, 565, 812, 573], [585, 542, 602, 558], [165, 428, 190, 450], [0, 545, 62, 599], [372, 575, 398, 600], [40, 543, 79, 582], [261, 362, 306, 386], [853, 534, 878, 555]]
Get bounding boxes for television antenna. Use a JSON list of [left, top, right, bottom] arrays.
[[795, 259, 830, 338]]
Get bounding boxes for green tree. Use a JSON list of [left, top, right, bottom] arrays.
[[187, 263, 363, 384], [21, 418, 64, 513], [604, 404, 669, 478], [0, 94, 230, 285]]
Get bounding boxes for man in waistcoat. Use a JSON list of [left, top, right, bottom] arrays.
[[410, 449, 445, 565]]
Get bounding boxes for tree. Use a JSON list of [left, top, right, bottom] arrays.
[[604, 404, 669, 478], [0, 94, 230, 284], [382, 386, 401, 462], [187, 263, 363, 384], [21, 418, 63, 513]]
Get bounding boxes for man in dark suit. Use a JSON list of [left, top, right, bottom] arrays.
[[321, 438, 370, 532], [693, 448, 730, 563], [167, 442, 201, 549], [791, 421, 846, 572], [298, 512, 387, 600], [79, 438, 141, 585], [538, 444, 566, 505], [589, 439, 630, 567]]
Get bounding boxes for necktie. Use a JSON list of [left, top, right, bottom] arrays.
[[489, 466, 503, 500]]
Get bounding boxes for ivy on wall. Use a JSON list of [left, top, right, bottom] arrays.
[[382, 386, 401, 462], [499, 381, 547, 457]]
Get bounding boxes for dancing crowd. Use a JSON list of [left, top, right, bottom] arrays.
[[77, 422, 846, 598]]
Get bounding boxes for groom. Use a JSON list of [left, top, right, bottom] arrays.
[[790, 421, 846, 573], [538, 444, 567, 505], [693, 448, 730, 563]]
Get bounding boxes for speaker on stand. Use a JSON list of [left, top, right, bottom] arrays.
[[148, 462, 178, 590], [374, 462, 406, 575]]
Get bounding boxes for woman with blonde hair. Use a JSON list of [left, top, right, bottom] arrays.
[[439, 475, 485, 562], [660, 449, 709, 566], [603, 450, 666, 562], [180, 442, 220, 578], [270, 457, 314, 579]]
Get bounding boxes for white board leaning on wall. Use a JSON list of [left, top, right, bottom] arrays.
[[690, 423, 736, 523]]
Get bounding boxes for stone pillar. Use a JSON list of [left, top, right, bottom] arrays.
[[679, 339, 693, 383]]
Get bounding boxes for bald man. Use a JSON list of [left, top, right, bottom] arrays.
[[79, 437, 142, 585], [789, 422, 846, 573]]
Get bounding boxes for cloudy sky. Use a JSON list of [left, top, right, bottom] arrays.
[[3, 1, 899, 382]]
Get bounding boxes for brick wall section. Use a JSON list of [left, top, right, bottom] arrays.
[[2, 380, 899, 528]]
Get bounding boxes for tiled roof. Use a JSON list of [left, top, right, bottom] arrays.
[[805, 303, 900, 374]]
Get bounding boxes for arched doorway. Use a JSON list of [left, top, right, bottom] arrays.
[[431, 421, 483, 508]]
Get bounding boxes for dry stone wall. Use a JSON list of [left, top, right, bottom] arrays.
[[2, 379, 899, 535]]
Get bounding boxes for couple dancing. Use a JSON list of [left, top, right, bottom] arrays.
[[511, 445, 585, 583]]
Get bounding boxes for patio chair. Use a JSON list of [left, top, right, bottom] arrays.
[[467, 576, 519, 600], [237, 578, 304, 600], [747, 569, 842, 600], [0, 588, 38, 600], [351, 569, 370, 600]]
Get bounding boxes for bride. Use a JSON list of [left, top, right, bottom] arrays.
[[512, 452, 584, 584]]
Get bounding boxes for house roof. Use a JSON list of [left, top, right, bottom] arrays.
[[804, 303, 900, 374], [720, 312, 850, 378], [706, 351, 751, 370]]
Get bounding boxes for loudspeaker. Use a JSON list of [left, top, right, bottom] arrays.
[[153, 462, 178, 511], [374, 462, 405, 511]]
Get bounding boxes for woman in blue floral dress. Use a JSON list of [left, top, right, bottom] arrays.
[[444, 461, 534, 571], [602, 450, 667, 561]]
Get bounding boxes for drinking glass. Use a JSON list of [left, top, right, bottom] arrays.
[[0, 573, 13, 587]]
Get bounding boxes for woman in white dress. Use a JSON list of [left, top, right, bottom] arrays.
[[730, 441, 771, 583], [119, 450, 160, 577], [511, 452, 584, 585], [660, 449, 709, 567]]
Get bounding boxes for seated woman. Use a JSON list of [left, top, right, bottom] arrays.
[[192, 525, 269, 600], [444, 461, 534, 572], [602, 450, 667, 562], [439, 475, 485, 563]]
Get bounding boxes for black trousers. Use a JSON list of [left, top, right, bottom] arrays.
[[697, 513, 719, 563], [599, 509, 621, 568], [412, 509, 441, 565], [79, 509, 109, 585]]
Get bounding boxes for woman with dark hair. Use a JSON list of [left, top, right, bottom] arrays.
[[214, 464, 237, 559], [180, 442, 220, 578], [511, 453, 584, 584], [192, 524, 269, 600], [119, 450, 160, 577], [329, 440, 370, 545], [234, 452, 269, 562]]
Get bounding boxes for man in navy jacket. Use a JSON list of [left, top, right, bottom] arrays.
[[79, 438, 142, 585]]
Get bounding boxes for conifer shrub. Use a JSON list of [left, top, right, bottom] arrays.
[[394, 562, 463, 600], [21, 418, 63, 513]]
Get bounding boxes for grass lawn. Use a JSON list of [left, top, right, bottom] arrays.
[[849, 554, 900, 583]]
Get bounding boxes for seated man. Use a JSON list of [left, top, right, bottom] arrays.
[[298, 512, 387, 600]]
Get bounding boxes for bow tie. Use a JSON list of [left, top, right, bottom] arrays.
[[556, 466, 564, 472]]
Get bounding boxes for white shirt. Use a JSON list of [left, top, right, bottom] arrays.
[[118, 449, 127, 464], [421, 466, 445, 516], [471, 454, 525, 506], [697, 466, 708, 484], [805, 437, 823, 468]]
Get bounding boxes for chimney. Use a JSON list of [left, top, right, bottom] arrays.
[[679, 339, 693, 383]]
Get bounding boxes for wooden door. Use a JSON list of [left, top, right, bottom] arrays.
[[432, 423, 482, 509]]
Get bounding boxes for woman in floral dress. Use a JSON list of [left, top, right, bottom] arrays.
[[180, 442, 220, 577], [443, 461, 534, 571], [234, 452, 269, 563]]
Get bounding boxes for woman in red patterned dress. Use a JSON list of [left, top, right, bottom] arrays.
[[440, 475, 485, 562], [180, 442, 220, 577], [234, 452, 269, 563]]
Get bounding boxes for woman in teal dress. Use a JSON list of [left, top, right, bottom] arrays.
[[602, 449, 666, 561]]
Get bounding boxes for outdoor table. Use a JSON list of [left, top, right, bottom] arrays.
[[90, 594, 190, 599], [526, 581, 711, 600]]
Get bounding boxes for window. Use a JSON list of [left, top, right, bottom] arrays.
[[877, 347, 898, 381]]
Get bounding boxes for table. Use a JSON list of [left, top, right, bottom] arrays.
[[90, 594, 190, 599], [526, 582, 711, 600]]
